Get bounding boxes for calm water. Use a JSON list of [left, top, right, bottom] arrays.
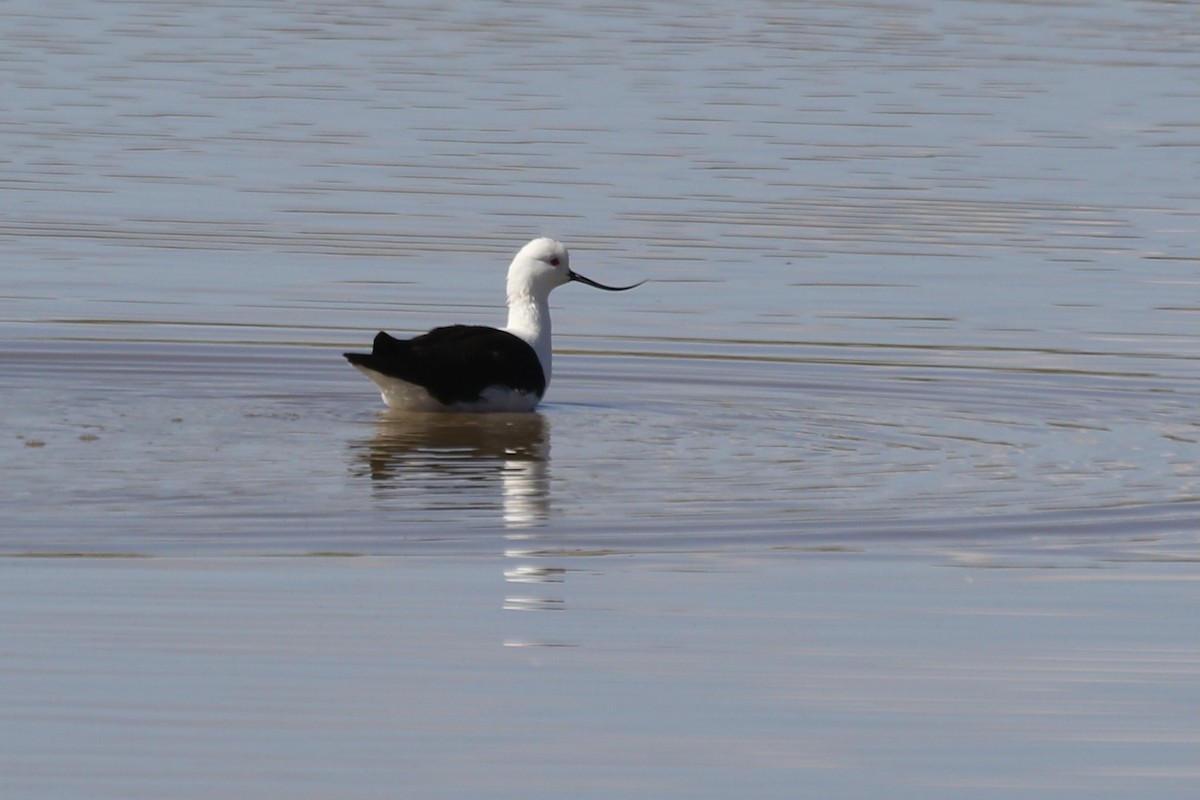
[[2, 0, 1198, 797]]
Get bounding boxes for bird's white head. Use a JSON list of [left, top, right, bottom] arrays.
[[506, 237, 573, 302]]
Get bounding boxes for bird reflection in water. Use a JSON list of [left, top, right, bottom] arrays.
[[351, 411, 572, 646], [350, 411, 549, 528]]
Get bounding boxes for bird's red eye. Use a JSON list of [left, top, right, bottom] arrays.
[[550, 257, 560, 266]]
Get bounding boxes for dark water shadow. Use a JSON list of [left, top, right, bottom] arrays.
[[348, 410, 550, 529]]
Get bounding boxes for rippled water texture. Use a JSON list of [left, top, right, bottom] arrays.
[[3, 0, 1197, 557], [3, 2, 1199, 798]]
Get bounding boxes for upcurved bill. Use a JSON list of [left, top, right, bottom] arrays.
[[568, 271, 646, 291]]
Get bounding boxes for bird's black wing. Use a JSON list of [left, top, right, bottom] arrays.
[[344, 326, 545, 405]]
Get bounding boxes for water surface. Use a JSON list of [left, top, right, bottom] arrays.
[[1, 1, 1197, 797]]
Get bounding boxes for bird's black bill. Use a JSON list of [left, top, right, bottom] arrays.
[[568, 271, 645, 292]]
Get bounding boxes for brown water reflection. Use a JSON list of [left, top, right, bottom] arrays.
[[1, 337, 1195, 558], [351, 411, 550, 529]]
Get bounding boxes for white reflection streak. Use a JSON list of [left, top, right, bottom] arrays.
[[500, 455, 548, 529], [503, 551, 573, 647], [502, 557, 566, 613], [503, 565, 566, 584]]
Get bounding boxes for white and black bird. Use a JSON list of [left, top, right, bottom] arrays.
[[344, 238, 643, 412]]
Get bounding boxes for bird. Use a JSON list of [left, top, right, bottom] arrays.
[[344, 237, 644, 412]]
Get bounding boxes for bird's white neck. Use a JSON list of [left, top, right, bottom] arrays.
[[504, 290, 553, 385]]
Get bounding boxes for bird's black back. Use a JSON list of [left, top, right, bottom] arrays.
[[344, 325, 546, 406]]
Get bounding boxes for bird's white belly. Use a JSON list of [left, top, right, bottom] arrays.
[[467, 385, 542, 413], [358, 369, 540, 413]]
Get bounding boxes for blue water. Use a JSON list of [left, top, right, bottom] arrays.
[[1, 1, 1197, 797]]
